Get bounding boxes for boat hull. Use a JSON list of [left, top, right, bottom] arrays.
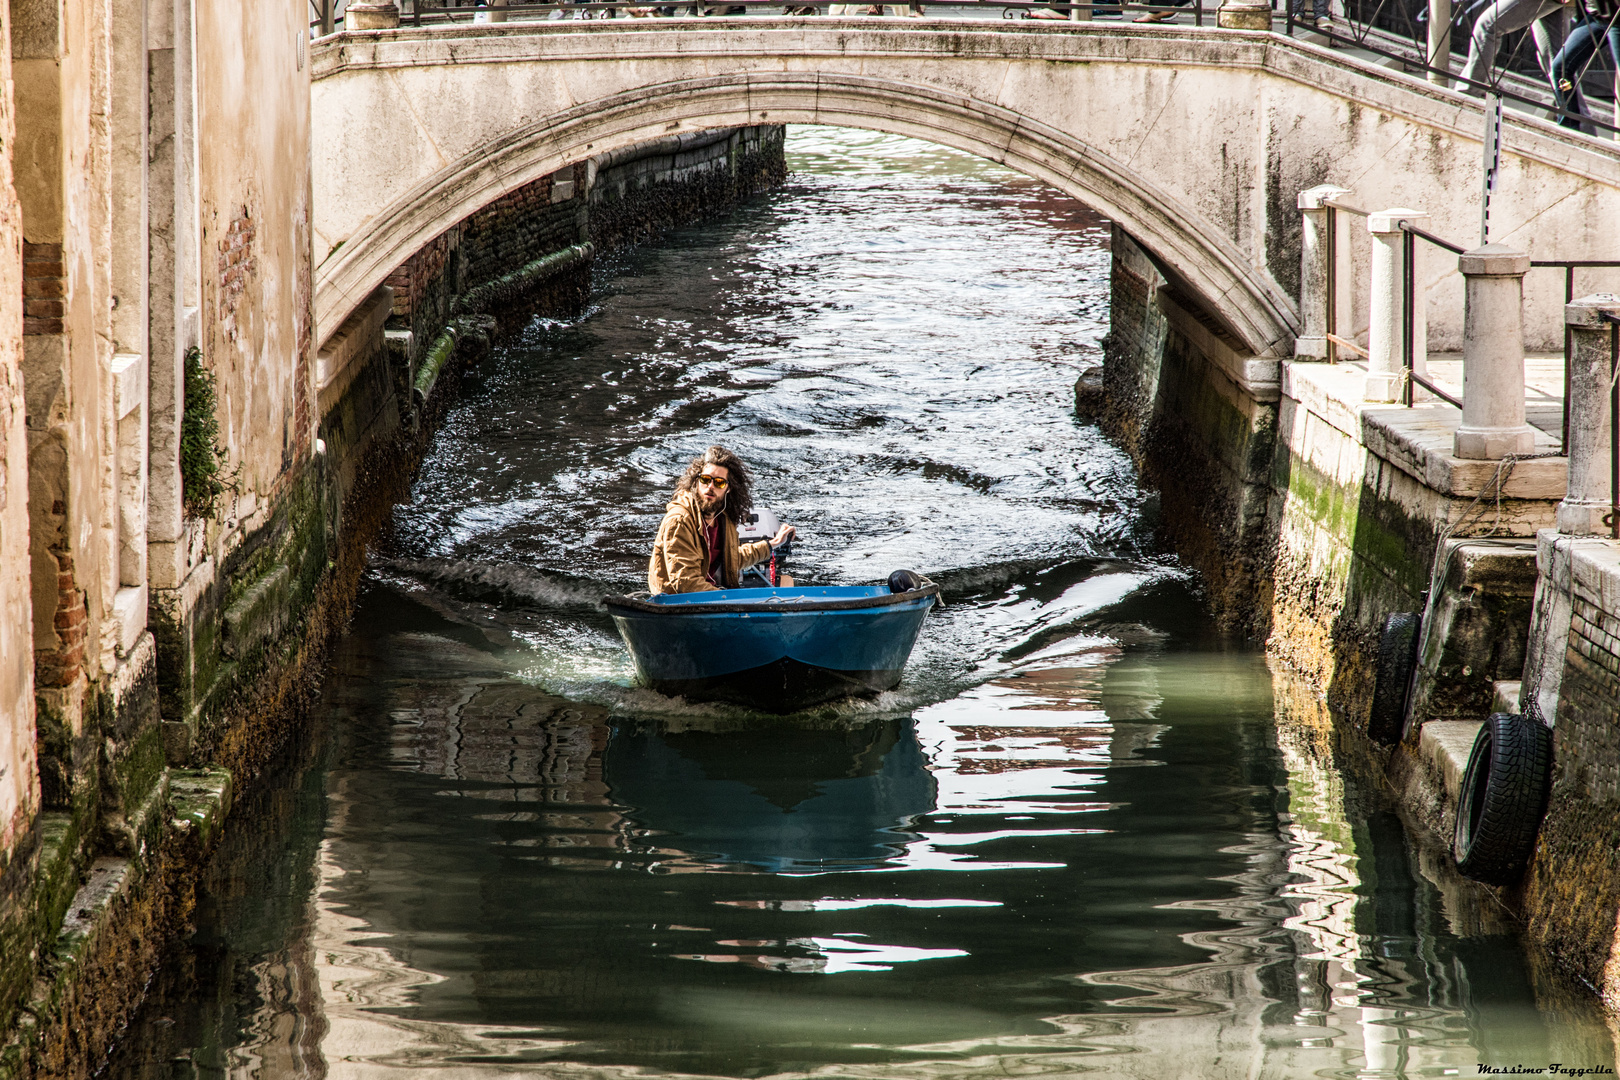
[[605, 586, 936, 711]]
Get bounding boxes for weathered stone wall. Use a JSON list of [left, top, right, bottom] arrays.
[[1518, 536, 1620, 1008], [588, 126, 788, 252], [1103, 224, 1563, 725], [1101, 226, 1278, 637], [0, 115, 786, 1078], [385, 125, 786, 389], [0, 0, 36, 1046]]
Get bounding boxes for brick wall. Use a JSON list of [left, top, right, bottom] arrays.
[[1552, 560, 1620, 806], [22, 242, 64, 335], [375, 126, 787, 383], [461, 163, 587, 289], [1521, 535, 1620, 1007]]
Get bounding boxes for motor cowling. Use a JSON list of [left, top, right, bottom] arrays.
[[888, 569, 924, 594]]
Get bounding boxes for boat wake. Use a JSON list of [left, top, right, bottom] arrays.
[[375, 556, 624, 612], [360, 552, 1198, 728]]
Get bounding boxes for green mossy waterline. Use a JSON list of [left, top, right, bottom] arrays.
[[449, 242, 593, 321], [180, 348, 239, 522], [0, 127, 794, 1080]]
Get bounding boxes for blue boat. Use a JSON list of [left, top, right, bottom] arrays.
[[603, 580, 939, 711]]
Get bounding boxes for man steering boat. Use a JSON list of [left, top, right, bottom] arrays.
[[648, 445, 796, 594]]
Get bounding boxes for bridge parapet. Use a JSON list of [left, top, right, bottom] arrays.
[[312, 19, 1620, 365]]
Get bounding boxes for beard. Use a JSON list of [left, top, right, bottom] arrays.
[[698, 489, 727, 517]]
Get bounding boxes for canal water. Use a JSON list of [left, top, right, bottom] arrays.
[[112, 128, 1616, 1079]]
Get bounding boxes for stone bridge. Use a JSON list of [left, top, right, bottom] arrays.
[[311, 19, 1620, 358]]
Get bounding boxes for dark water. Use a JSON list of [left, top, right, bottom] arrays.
[[112, 128, 1616, 1079]]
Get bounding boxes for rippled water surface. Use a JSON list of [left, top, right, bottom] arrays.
[[113, 129, 1616, 1079]]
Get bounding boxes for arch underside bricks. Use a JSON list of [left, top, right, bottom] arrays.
[[315, 69, 1298, 357]]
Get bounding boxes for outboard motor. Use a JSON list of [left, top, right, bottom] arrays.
[[888, 569, 924, 594], [738, 508, 788, 587]]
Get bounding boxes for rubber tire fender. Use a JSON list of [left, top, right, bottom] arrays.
[[1367, 612, 1420, 744], [1453, 712, 1554, 886]]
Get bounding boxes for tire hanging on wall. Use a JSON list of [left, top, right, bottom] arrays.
[[1453, 713, 1554, 886], [1367, 612, 1420, 744]]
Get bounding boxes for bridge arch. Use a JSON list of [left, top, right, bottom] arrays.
[[311, 22, 1620, 356], [316, 66, 1295, 356]]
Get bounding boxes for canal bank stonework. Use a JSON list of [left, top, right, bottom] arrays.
[[0, 117, 785, 1078], [1099, 217, 1620, 1007]]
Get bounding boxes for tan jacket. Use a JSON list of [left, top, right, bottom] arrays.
[[648, 489, 772, 594]]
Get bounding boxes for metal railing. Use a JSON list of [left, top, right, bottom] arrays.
[[1317, 194, 1620, 455], [376, 0, 1207, 26], [1290, 0, 1620, 136]]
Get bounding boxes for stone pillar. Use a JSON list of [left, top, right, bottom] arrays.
[[1365, 208, 1428, 402], [345, 1, 401, 29], [1217, 0, 1272, 28], [1556, 294, 1620, 535], [1455, 244, 1536, 460], [111, 353, 148, 658], [1295, 185, 1351, 360], [1427, 0, 1451, 86]]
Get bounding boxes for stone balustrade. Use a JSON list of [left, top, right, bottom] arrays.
[[1558, 295, 1620, 536]]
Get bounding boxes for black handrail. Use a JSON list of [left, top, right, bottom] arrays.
[[1396, 218, 1620, 448], [1286, 5, 1619, 136], [396, 0, 1207, 26]]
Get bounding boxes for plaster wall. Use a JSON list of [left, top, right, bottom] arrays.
[[309, 21, 1620, 361], [12, 0, 120, 796], [0, 0, 36, 861], [194, 0, 313, 522]]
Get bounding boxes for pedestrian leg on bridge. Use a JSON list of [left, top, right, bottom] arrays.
[[1551, 4, 1620, 129], [1458, 0, 1570, 90]]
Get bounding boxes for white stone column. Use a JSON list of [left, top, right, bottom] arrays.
[[1296, 185, 1351, 360], [111, 354, 148, 658], [1365, 208, 1428, 402], [1556, 294, 1620, 535], [345, 1, 401, 29], [1455, 244, 1536, 460], [1427, 0, 1451, 86], [1217, 0, 1271, 28]]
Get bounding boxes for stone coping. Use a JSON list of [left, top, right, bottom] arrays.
[[1419, 720, 1484, 807], [1282, 359, 1568, 501], [315, 286, 394, 418], [1538, 529, 1620, 612]]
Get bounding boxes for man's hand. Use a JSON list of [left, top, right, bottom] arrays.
[[769, 524, 796, 549]]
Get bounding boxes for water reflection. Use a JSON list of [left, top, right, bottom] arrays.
[[607, 721, 936, 873]]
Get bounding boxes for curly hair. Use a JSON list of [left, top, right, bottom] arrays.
[[675, 445, 754, 526]]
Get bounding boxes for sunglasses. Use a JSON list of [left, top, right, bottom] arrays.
[[696, 474, 730, 490]]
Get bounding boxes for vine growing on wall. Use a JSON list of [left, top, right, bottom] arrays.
[[181, 347, 238, 521]]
